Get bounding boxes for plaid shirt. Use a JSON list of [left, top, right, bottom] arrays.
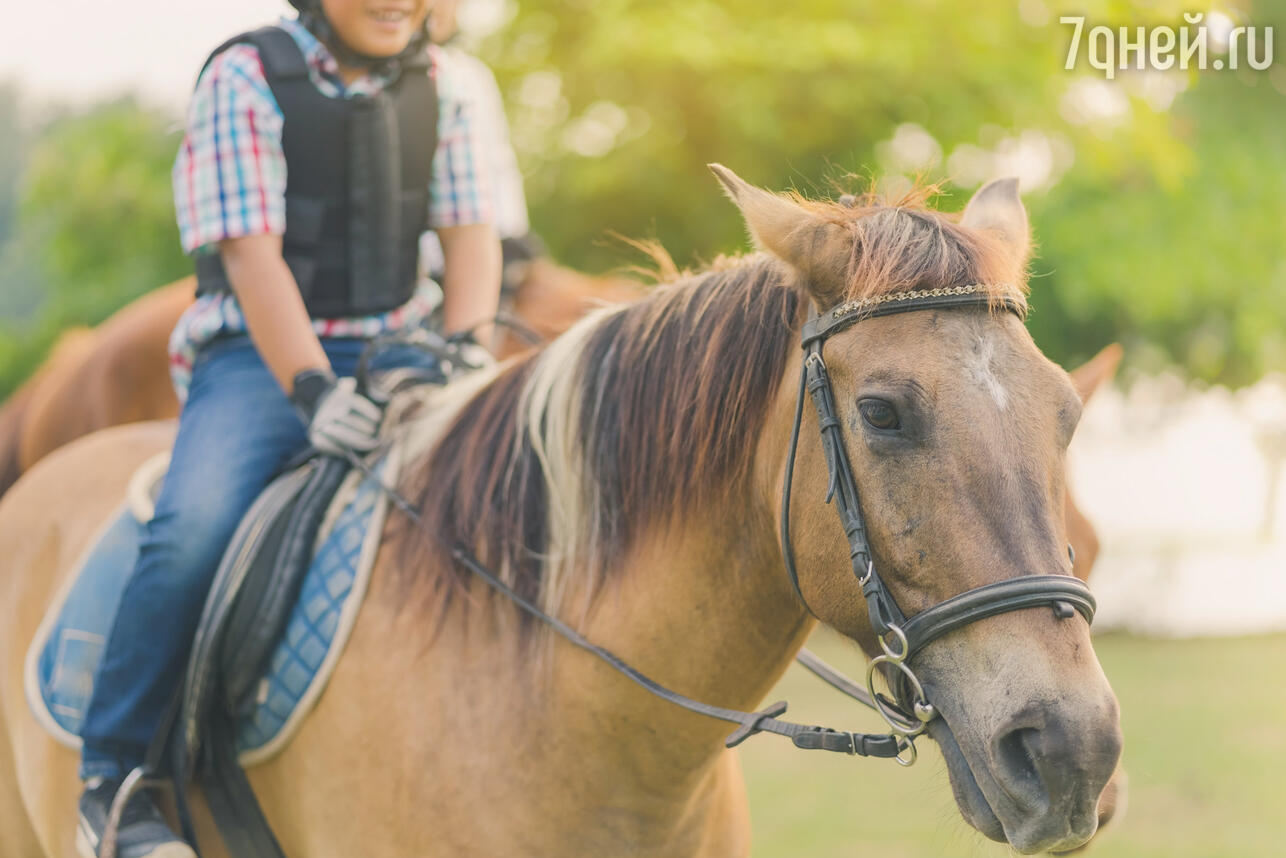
[[169, 17, 493, 400], [418, 48, 529, 276]]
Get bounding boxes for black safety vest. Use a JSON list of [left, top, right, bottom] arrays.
[[193, 26, 438, 319]]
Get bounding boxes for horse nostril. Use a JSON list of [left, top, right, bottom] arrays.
[[993, 725, 1048, 811], [990, 714, 1123, 852]]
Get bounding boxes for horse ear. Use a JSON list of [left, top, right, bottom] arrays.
[[708, 163, 851, 305], [1068, 343, 1124, 403], [961, 177, 1031, 264]]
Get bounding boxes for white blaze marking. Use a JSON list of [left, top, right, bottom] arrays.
[[966, 331, 1010, 410]]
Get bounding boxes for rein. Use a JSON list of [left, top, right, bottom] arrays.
[[351, 284, 1096, 765], [348, 450, 904, 758]]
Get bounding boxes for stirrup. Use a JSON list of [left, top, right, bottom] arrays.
[[100, 767, 171, 858]]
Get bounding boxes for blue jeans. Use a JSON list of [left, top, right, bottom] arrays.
[[79, 335, 437, 780]]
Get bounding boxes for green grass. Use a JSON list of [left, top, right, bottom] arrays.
[[739, 631, 1286, 857]]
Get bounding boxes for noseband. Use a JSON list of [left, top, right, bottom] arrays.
[[780, 284, 1095, 760]]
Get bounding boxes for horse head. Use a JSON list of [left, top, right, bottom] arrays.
[[713, 165, 1122, 854]]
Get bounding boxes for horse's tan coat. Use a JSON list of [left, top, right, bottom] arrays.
[[0, 335, 1122, 857], [0, 419, 803, 857], [0, 174, 1122, 856]]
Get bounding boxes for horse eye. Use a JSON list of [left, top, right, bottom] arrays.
[[858, 398, 900, 431]]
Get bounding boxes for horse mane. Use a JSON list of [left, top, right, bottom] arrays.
[[392, 185, 1025, 633]]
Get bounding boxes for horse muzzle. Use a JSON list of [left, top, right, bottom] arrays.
[[921, 646, 1123, 854]]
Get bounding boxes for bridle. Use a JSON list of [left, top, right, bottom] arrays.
[[780, 284, 1095, 761], [347, 283, 1096, 766]]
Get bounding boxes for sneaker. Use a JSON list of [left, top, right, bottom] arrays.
[[76, 777, 195, 858]]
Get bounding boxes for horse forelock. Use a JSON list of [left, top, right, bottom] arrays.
[[804, 193, 1029, 305]]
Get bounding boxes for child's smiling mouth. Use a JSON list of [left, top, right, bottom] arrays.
[[367, 6, 412, 26]]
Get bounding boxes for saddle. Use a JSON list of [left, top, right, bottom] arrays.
[[24, 441, 398, 856], [25, 360, 459, 858], [169, 362, 461, 857], [170, 365, 457, 855], [170, 451, 362, 857]]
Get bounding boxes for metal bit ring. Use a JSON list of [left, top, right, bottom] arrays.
[[894, 735, 919, 767], [866, 654, 932, 737]]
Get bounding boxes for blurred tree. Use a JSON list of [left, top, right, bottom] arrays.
[[2, 1, 1284, 396], [20, 98, 189, 324], [474, 0, 1284, 384], [477, 0, 1129, 268], [1029, 0, 1286, 385], [0, 82, 22, 245], [0, 81, 45, 325], [0, 97, 189, 396]]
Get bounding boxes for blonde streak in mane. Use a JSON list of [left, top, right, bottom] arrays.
[[577, 332, 622, 584], [518, 304, 626, 616]]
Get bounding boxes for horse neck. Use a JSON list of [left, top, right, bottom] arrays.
[[556, 407, 812, 797], [540, 287, 813, 788], [354, 477, 810, 853], [346, 508, 809, 855], [338, 322, 814, 852]]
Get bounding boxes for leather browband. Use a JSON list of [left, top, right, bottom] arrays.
[[801, 286, 1027, 348]]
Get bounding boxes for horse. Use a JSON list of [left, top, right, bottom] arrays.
[[0, 326, 99, 496], [0, 263, 641, 497], [0, 168, 1121, 856], [0, 281, 190, 500], [504, 256, 644, 349], [1064, 343, 1122, 582]]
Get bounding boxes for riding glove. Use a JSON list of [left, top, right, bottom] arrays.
[[447, 331, 496, 373], [290, 370, 383, 458]]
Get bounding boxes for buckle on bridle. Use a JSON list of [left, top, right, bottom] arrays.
[[791, 728, 904, 758], [792, 728, 857, 754]]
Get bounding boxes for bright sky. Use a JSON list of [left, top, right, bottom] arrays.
[[2, 0, 509, 110], [1, 1, 293, 108]]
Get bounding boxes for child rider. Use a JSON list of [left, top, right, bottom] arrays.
[[74, 2, 500, 856]]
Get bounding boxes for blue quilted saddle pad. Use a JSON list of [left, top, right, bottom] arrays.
[[26, 458, 389, 765]]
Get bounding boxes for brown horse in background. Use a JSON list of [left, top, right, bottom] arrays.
[[0, 327, 98, 495], [0, 262, 642, 497], [0, 281, 189, 497], [1064, 343, 1123, 581]]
